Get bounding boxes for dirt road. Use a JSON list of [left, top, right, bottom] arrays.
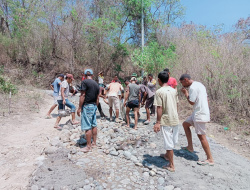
[[1, 90, 250, 190]]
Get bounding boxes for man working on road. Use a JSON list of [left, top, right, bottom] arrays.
[[54, 74, 79, 129], [98, 86, 107, 119], [77, 69, 100, 153], [153, 71, 179, 172], [124, 77, 141, 130], [46, 74, 64, 118], [164, 68, 178, 89], [180, 74, 214, 166], [140, 84, 154, 125], [147, 74, 157, 116], [106, 78, 123, 123]]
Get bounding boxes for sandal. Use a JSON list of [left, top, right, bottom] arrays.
[[54, 125, 62, 130], [163, 165, 175, 172], [197, 160, 214, 166], [45, 115, 52, 119], [80, 146, 92, 153], [71, 120, 80, 125]]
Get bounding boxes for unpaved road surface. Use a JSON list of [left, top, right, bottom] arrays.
[[1, 90, 250, 190]]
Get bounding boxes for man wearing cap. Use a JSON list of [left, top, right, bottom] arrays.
[[45, 74, 64, 119], [54, 74, 79, 129], [77, 69, 100, 153], [124, 77, 141, 129]]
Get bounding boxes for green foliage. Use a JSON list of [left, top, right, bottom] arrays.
[[132, 41, 177, 75], [0, 76, 17, 94]]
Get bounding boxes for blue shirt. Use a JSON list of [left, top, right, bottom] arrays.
[[52, 78, 61, 96]]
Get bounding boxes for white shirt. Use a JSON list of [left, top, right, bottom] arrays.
[[58, 81, 69, 100], [189, 81, 210, 122], [98, 75, 104, 84]]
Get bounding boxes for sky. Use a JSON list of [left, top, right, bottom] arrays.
[[180, 0, 250, 32]]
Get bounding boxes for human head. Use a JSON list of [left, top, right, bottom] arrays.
[[84, 69, 93, 78], [58, 74, 64, 81], [148, 74, 153, 81], [164, 68, 170, 74], [158, 71, 169, 86], [66, 74, 74, 84], [130, 77, 136, 83], [113, 75, 118, 81], [124, 79, 130, 86], [179, 74, 192, 87]]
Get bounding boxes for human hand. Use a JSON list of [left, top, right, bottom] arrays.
[[181, 88, 188, 97], [77, 107, 81, 117], [153, 123, 161, 133], [63, 99, 66, 105]]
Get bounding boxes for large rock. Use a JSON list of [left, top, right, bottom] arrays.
[[44, 146, 58, 155], [164, 185, 175, 190], [123, 151, 132, 160], [110, 151, 119, 156]]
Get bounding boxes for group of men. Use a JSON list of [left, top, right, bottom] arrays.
[[46, 68, 214, 172]]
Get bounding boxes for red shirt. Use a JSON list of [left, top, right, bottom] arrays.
[[81, 76, 85, 81], [167, 77, 177, 88]]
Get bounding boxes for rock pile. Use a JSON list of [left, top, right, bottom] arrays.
[[30, 118, 182, 190]]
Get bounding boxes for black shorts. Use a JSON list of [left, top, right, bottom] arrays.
[[145, 96, 154, 109], [127, 100, 139, 109]]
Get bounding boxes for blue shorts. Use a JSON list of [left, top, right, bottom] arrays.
[[58, 99, 76, 112], [81, 104, 97, 131], [127, 100, 139, 109]]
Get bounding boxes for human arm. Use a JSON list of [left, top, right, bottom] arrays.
[[50, 84, 54, 91], [123, 88, 129, 107], [154, 106, 162, 133], [181, 88, 195, 105], [96, 94, 100, 106], [77, 91, 85, 116], [138, 89, 141, 107], [142, 92, 147, 105]]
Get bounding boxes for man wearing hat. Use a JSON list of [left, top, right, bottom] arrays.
[[54, 74, 79, 129], [45, 74, 64, 119], [77, 69, 100, 153], [123, 77, 141, 129]]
